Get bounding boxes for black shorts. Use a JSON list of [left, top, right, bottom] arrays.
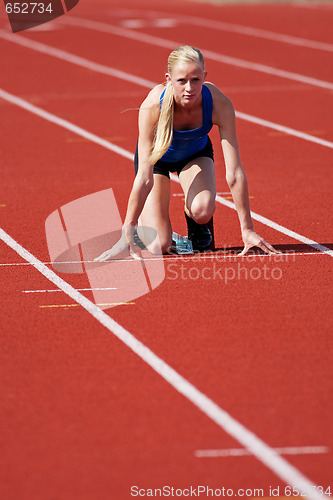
[[134, 136, 214, 179]]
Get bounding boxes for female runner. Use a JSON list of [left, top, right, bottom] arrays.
[[95, 45, 278, 261]]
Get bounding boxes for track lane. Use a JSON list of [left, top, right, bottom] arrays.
[[5, 16, 330, 140], [1, 23, 332, 150], [1, 20, 332, 142], [104, 18, 333, 82], [69, 0, 333, 44], [62, 0, 333, 80]]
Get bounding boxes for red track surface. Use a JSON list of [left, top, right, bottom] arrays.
[[0, 1, 332, 499]]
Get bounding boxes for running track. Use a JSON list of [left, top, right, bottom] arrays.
[[0, 1, 332, 499]]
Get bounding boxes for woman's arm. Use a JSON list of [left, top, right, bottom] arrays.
[[95, 87, 161, 261], [208, 83, 279, 255], [123, 115, 156, 227]]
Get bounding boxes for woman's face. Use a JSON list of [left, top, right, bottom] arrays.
[[166, 62, 207, 107]]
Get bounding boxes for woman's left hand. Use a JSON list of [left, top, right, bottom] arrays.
[[94, 225, 142, 262], [239, 228, 280, 256]]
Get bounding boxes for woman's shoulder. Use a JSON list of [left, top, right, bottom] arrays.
[[204, 82, 232, 106], [140, 84, 165, 110], [204, 82, 235, 126], [138, 84, 165, 131]]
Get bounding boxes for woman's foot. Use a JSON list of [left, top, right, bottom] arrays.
[[184, 212, 214, 251]]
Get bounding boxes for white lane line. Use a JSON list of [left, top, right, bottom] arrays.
[[110, 8, 333, 53], [61, 17, 333, 91], [195, 446, 329, 458], [22, 287, 117, 293], [184, 16, 333, 53], [0, 29, 156, 90], [215, 192, 333, 257], [0, 88, 133, 160], [0, 226, 326, 500], [216, 193, 333, 257], [1, 87, 332, 259], [1, 34, 332, 149], [235, 111, 333, 150], [0, 252, 328, 268], [294, 3, 333, 10], [39, 302, 135, 308]]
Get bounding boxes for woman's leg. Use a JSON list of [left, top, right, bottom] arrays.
[[178, 156, 216, 223], [137, 173, 173, 255]]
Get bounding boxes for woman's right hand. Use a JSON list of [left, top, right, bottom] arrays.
[[94, 225, 142, 262]]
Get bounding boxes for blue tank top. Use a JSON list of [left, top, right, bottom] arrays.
[[159, 84, 213, 163]]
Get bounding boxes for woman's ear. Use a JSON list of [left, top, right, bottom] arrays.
[[165, 73, 171, 84]]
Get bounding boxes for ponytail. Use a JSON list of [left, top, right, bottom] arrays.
[[149, 82, 174, 164]]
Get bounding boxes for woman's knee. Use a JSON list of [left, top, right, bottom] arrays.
[[187, 195, 216, 224]]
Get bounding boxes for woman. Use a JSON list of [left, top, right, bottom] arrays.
[[95, 45, 278, 261]]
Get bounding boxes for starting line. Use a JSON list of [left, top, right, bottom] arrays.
[[0, 250, 328, 269]]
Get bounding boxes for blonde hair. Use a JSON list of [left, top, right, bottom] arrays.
[[149, 46, 205, 165]]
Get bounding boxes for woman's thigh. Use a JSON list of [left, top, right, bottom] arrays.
[[137, 173, 172, 254], [178, 157, 216, 224]]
